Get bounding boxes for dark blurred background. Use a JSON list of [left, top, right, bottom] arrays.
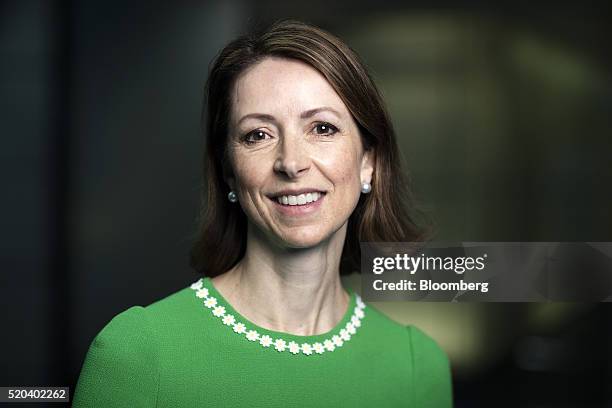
[[1, 1, 611, 406]]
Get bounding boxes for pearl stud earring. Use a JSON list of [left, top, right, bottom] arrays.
[[361, 182, 372, 194], [227, 191, 238, 203]]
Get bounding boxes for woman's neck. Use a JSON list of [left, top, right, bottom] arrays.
[[211, 222, 350, 336]]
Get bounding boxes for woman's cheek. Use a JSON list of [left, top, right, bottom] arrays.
[[327, 149, 361, 186], [233, 156, 262, 188]]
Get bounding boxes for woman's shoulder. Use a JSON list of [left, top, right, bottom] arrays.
[[85, 282, 201, 352], [73, 282, 202, 405], [92, 304, 154, 342], [143, 283, 198, 318], [139, 282, 207, 337], [73, 306, 160, 406], [405, 324, 451, 382], [77, 284, 194, 363], [361, 301, 450, 370], [361, 301, 452, 405], [361, 301, 424, 341], [89, 284, 194, 332], [360, 301, 408, 337]]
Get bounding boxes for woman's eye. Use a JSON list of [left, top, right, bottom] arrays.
[[243, 130, 269, 144], [314, 122, 339, 136]]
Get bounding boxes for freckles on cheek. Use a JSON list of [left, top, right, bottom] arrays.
[[337, 167, 360, 186], [329, 148, 361, 186]]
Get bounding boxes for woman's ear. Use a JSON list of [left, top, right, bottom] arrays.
[[360, 149, 374, 184]]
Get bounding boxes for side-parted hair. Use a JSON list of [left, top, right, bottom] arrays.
[[190, 19, 429, 277]]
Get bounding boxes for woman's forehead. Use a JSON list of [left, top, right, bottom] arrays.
[[230, 57, 350, 123]]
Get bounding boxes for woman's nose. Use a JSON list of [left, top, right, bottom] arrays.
[[273, 135, 310, 178]]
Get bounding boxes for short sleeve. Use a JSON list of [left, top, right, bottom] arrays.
[[73, 306, 159, 407], [406, 325, 453, 407]]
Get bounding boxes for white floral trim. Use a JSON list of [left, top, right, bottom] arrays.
[[189, 278, 366, 356]]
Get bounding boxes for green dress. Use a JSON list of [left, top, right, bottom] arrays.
[[73, 277, 452, 407]]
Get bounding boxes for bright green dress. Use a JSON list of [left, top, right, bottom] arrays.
[[73, 277, 452, 407]]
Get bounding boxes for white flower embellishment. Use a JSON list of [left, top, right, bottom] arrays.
[[274, 339, 287, 352], [195, 288, 209, 298], [189, 278, 366, 357], [301, 343, 313, 355], [233, 322, 246, 334], [357, 297, 366, 309], [203, 297, 217, 308], [246, 330, 259, 341], [288, 341, 301, 355], [259, 335, 273, 348], [332, 335, 344, 347], [339, 329, 351, 341], [222, 314, 236, 326], [212, 306, 226, 317]]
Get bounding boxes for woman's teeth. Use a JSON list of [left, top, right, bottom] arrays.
[[276, 192, 322, 206]]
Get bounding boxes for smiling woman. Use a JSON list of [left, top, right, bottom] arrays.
[[73, 19, 452, 407], [226, 56, 372, 250]]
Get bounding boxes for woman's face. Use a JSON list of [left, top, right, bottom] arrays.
[[226, 56, 373, 248]]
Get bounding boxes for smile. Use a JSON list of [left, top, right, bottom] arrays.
[[275, 192, 323, 206], [269, 192, 326, 216]]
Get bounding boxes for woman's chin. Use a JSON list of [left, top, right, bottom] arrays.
[[276, 229, 331, 249]]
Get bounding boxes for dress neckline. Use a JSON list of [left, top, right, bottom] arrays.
[[201, 276, 358, 343]]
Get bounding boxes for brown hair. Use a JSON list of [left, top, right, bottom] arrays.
[[190, 19, 429, 277]]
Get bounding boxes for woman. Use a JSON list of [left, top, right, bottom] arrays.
[[73, 20, 452, 407]]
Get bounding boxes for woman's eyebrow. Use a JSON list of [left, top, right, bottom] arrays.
[[299, 106, 342, 119], [236, 106, 342, 126], [236, 113, 276, 126]]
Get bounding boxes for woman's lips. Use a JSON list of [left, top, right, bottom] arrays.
[[269, 193, 325, 216]]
